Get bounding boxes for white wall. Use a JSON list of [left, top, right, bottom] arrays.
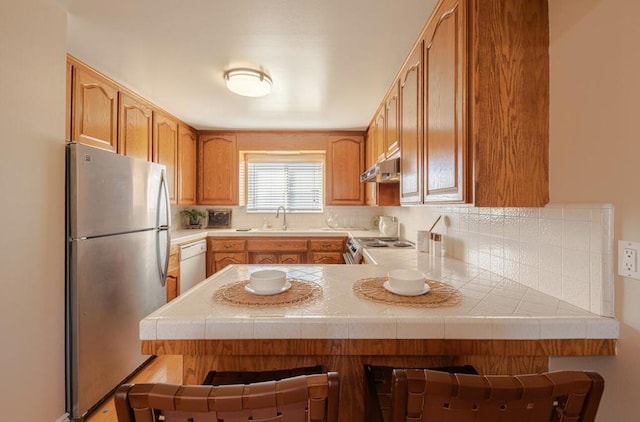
[[547, 1, 640, 420], [0, 1, 67, 420]]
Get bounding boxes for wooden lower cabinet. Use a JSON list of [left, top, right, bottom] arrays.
[[247, 238, 308, 264], [308, 238, 346, 264], [252, 253, 305, 265], [166, 244, 180, 302], [309, 252, 343, 264], [206, 236, 347, 272], [213, 253, 247, 274], [207, 238, 247, 276]]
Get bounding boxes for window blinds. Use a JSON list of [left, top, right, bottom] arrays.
[[246, 160, 324, 212]]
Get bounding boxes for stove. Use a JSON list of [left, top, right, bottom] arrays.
[[344, 236, 415, 264]]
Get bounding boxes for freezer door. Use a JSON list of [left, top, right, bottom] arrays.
[[67, 230, 166, 420], [67, 142, 167, 238]]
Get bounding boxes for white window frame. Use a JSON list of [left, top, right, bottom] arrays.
[[241, 151, 325, 213]]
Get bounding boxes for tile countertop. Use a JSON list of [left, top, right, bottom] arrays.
[[169, 228, 371, 245], [141, 251, 619, 341]]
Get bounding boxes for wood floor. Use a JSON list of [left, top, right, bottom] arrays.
[[85, 355, 182, 422]]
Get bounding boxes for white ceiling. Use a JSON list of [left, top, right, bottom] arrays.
[[64, 0, 437, 131]]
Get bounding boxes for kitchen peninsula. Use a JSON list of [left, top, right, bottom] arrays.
[[141, 247, 618, 420]]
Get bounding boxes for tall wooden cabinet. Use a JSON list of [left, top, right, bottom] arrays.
[[71, 64, 118, 152], [467, 0, 549, 206], [326, 135, 365, 205], [423, 0, 467, 203], [177, 124, 197, 205], [384, 82, 400, 158], [399, 41, 424, 205], [391, 0, 549, 207], [153, 112, 179, 205], [118, 92, 153, 161], [198, 134, 238, 205]]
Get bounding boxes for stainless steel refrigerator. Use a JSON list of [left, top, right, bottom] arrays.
[[65, 142, 170, 421]]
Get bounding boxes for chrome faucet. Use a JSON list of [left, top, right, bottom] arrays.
[[275, 205, 287, 231]]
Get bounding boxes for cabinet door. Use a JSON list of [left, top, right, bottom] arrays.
[[198, 134, 238, 205], [399, 42, 424, 204], [72, 65, 118, 152], [309, 252, 343, 264], [326, 136, 365, 205], [215, 253, 246, 272], [165, 270, 179, 303], [279, 254, 304, 264], [364, 126, 378, 206], [177, 124, 197, 205], [423, 0, 467, 203], [153, 112, 178, 205], [118, 92, 153, 161], [252, 253, 278, 265], [385, 82, 400, 158], [374, 107, 386, 163]]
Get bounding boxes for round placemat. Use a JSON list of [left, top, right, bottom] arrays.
[[213, 279, 322, 307], [353, 277, 461, 308]]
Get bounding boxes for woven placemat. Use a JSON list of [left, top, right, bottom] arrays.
[[213, 279, 322, 308], [353, 277, 461, 308]]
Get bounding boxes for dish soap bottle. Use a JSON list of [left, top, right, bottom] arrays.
[[262, 217, 270, 230]]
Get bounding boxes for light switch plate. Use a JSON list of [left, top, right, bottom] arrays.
[[618, 240, 640, 280]]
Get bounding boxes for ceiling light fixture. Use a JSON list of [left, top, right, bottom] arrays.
[[223, 67, 272, 97]]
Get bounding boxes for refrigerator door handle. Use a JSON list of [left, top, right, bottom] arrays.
[[156, 169, 171, 285]]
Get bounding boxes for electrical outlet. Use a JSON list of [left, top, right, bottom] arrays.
[[619, 240, 640, 280]]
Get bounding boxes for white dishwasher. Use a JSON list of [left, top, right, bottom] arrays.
[[179, 240, 207, 295]]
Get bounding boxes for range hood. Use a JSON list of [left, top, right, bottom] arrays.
[[360, 157, 400, 183]]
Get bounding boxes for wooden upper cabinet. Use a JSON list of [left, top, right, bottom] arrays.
[[198, 134, 238, 205], [326, 135, 365, 205], [374, 107, 386, 163], [423, 0, 467, 203], [469, 0, 549, 207], [399, 41, 424, 205], [71, 64, 119, 152], [177, 124, 197, 205], [118, 92, 153, 161], [153, 112, 178, 204], [364, 126, 377, 206], [385, 82, 400, 158], [66, 62, 72, 142]]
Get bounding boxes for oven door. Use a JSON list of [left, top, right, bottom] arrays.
[[343, 252, 355, 264]]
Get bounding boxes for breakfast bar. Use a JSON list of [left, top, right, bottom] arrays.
[[140, 257, 618, 420]]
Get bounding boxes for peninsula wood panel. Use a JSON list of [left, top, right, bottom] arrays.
[[326, 136, 365, 205], [424, 0, 467, 203], [470, 0, 549, 206], [143, 338, 615, 422], [177, 124, 197, 205], [118, 92, 153, 161], [71, 64, 119, 152], [399, 41, 424, 204], [153, 112, 178, 204], [198, 134, 238, 205]]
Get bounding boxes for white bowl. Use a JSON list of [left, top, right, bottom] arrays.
[[249, 270, 287, 292], [387, 269, 426, 293]]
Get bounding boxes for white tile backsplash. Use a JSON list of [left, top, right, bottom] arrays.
[[382, 203, 615, 317]]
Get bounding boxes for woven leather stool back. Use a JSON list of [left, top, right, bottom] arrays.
[[115, 372, 339, 422], [390, 369, 604, 422]]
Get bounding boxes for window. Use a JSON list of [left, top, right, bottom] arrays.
[[243, 152, 324, 213]]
